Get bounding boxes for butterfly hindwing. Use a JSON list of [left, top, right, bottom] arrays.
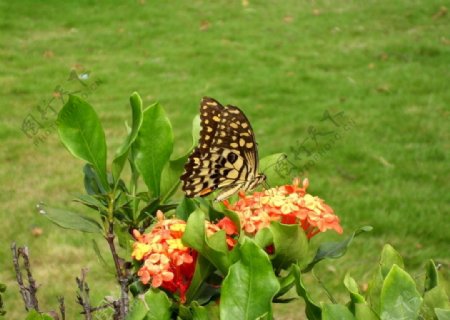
[[181, 97, 265, 200]]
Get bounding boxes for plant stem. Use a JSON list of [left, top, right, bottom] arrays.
[[106, 222, 129, 318]]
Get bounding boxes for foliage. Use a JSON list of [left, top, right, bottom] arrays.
[[28, 94, 448, 319]]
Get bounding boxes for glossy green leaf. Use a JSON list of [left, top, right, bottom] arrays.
[[191, 302, 209, 320], [185, 255, 217, 304], [354, 304, 379, 320], [175, 197, 197, 220], [254, 227, 273, 250], [160, 155, 188, 203], [133, 102, 173, 197], [303, 226, 372, 272], [422, 286, 450, 320], [57, 95, 109, 190], [136, 197, 160, 223], [126, 289, 171, 320], [38, 205, 102, 233], [380, 265, 422, 320], [293, 264, 322, 320], [380, 244, 404, 278], [112, 92, 144, 182], [221, 238, 280, 320], [178, 305, 192, 319], [344, 273, 364, 301], [435, 308, 450, 320], [322, 304, 355, 320], [183, 208, 231, 274], [367, 243, 403, 314], [367, 268, 384, 315], [344, 273, 366, 314], [424, 259, 439, 292], [74, 193, 108, 212], [259, 153, 291, 187], [270, 222, 308, 270], [274, 268, 296, 301], [160, 115, 200, 203], [83, 163, 107, 195]]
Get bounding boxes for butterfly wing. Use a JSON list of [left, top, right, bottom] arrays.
[[181, 97, 261, 200]]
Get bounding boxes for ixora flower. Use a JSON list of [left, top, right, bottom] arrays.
[[131, 211, 197, 303], [131, 211, 222, 303], [222, 178, 343, 239]]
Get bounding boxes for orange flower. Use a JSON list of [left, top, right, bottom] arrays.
[[224, 178, 343, 238], [131, 211, 197, 303]]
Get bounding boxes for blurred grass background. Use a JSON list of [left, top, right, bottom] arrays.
[[0, 0, 449, 318]]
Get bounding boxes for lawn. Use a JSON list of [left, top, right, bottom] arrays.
[[0, 0, 449, 318]]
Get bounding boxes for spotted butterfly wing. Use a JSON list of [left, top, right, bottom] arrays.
[[180, 97, 266, 201]]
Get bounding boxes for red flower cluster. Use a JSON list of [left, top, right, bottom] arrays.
[[132, 211, 223, 302], [131, 211, 196, 302], [131, 178, 342, 301], [223, 178, 343, 238]]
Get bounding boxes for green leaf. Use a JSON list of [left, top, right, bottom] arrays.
[[322, 304, 355, 320], [38, 205, 102, 233], [183, 208, 231, 275], [435, 308, 450, 320], [133, 102, 173, 197], [259, 153, 291, 187], [160, 115, 200, 203], [160, 155, 188, 203], [126, 289, 171, 320], [83, 163, 107, 195], [191, 302, 209, 320], [112, 92, 144, 182], [175, 197, 197, 220], [274, 268, 296, 301], [25, 310, 54, 320], [380, 244, 404, 278], [354, 304, 379, 320], [254, 227, 273, 250], [74, 193, 108, 212], [344, 273, 366, 313], [367, 243, 403, 314], [292, 264, 322, 320], [367, 268, 384, 315], [424, 259, 439, 292], [57, 95, 109, 190], [185, 255, 216, 304], [422, 286, 450, 320], [136, 197, 160, 223], [303, 226, 372, 272], [270, 222, 309, 270], [178, 305, 193, 319], [380, 264, 422, 320], [220, 238, 280, 320]]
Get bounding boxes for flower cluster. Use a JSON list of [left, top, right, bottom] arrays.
[[131, 211, 225, 302], [131, 178, 342, 301], [131, 211, 197, 302], [223, 178, 343, 238]]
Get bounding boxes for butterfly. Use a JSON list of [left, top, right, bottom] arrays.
[[180, 97, 266, 201]]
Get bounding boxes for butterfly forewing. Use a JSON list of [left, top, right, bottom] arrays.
[[180, 97, 264, 201]]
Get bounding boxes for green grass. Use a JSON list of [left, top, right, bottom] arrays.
[[1, 0, 449, 318]]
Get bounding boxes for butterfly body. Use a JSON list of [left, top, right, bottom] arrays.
[[181, 97, 265, 201]]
